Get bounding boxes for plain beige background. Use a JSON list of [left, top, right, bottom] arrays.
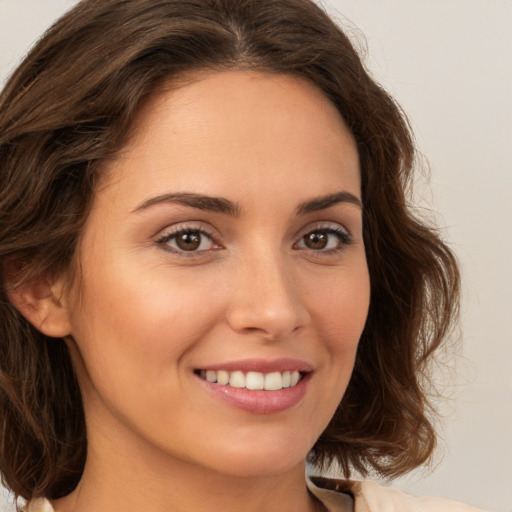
[[1, 1, 510, 511]]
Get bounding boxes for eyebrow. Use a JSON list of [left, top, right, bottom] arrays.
[[133, 192, 242, 216], [133, 190, 362, 216], [296, 191, 362, 215]]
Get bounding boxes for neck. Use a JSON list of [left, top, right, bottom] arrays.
[[52, 423, 323, 512]]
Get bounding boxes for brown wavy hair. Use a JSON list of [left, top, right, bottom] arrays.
[[0, 0, 459, 502]]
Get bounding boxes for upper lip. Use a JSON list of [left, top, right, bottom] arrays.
[[195, 358, 313, 373]]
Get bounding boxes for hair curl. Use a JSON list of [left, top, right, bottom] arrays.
[[0, 0, 459, 501]]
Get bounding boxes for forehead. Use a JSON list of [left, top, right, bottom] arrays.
[[100, 70, 360, 210]]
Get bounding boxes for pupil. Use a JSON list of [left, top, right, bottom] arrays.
[[177, 232, 201, 251], [305, 232, 327, 249]]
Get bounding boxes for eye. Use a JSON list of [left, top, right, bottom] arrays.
[[157, 228, 217, 253], [295, 227, 352, 252]]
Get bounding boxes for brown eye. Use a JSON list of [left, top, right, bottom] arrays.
[[161, 229, 216, 253], [303, 231, 328, 250], [295, 227, 352, 252], [176, 232, 202, 251]]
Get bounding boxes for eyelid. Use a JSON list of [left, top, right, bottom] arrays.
[[153, 220, 353, 257], [295, 220, 352, 239], [293, 221, 353, 252], [155, 222, 223, 255]]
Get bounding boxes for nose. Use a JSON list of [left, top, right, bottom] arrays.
[[225, 252, 311, 341]]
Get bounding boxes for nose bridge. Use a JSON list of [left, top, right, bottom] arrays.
[[226, 243, 309, 339]]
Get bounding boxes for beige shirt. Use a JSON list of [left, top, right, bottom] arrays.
[[23, 476, 486, 512], [307, 477, 487, 512]]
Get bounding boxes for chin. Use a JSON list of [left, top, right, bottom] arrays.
[[194, 431, 315, 479]]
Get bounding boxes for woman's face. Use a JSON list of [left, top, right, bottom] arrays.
[[64, 71, 370, 478]]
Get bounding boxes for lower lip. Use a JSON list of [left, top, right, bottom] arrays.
[[196, 373, 311, 414]]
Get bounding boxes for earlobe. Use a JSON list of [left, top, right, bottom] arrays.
[[8, 274, 73, 338]]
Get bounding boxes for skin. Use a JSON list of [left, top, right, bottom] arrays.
[[42, 71, 370, 512]]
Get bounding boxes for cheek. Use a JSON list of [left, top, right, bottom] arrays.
[[65, 264, 231, 442], [295, 262, 369, 439], [310, 263, 370, 344], [305, 260, 370, 403], [68, 261, 228, 378]]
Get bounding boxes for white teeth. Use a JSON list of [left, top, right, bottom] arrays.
[[198, 369, 303, 390], [245, 371, 264, 390], [217, 370, 230, 385], [229, 371, 245, 388], [264, 371, 282, 390]]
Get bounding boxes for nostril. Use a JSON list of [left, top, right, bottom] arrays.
[[225, 297, 310, 341]]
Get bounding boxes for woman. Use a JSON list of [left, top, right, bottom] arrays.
[[0, 0, 484, 511]]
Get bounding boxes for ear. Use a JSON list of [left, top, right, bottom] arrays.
[[8, 273, 73, 338]]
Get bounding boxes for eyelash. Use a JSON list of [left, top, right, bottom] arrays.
[[155, 225, 220, 257], [294, 226, 353, 254], [155, 224, 353, 257]]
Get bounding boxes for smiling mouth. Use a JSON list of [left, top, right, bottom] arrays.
[[195, 369, 304, 391]]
